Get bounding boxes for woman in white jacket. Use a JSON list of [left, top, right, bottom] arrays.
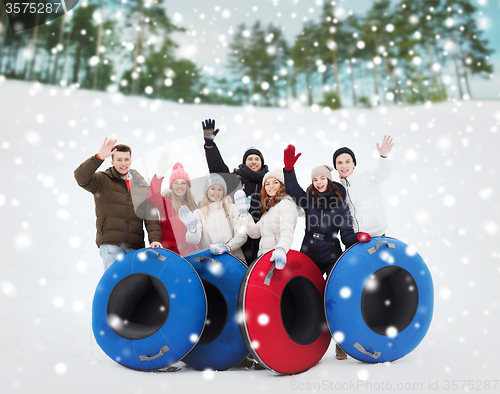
[[235, 169, 299, 269], [178, 173, 247, 263]]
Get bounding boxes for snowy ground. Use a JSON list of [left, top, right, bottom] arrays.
[[1, 77, 499, 393]]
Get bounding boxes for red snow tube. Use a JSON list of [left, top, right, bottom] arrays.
[[238, 250, 331, 374]]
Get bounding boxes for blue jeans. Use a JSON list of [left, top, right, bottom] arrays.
[[99, 244, 136, 270]]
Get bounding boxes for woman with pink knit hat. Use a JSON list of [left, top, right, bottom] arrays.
[[149, 152, 199, 256]]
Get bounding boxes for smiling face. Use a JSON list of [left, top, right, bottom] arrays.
[[312, 176, 328, 193], [264, 177, 283, 197], [245, 154, 262, 172], [172, 179, 188, 199], [112, 151, 132, 177], [208, 184, 225, 202], [335, 153, 355, 179]]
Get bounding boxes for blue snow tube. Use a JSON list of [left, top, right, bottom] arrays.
[[324, 237, 433, 363], [181, 249, 249, 370], [92, 248, 207, 370]]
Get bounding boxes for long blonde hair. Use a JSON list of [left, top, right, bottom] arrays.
[[198, 194, 233, 225], [163, 188, 198, 216]]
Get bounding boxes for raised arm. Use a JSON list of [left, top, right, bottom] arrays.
[[282, 144, 308, 208], [202, 119, 230, 173], [74, 137, 117, 194], [74, 156, 106, 194], [368, 135, 394, 183], [283, 169, 308, 209], [148, 175, 166, 215]]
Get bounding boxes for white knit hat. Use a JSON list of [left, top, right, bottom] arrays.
[[262, 169, 284, 186], [311, 165, 333, 181], [203, 173, 227, 196]]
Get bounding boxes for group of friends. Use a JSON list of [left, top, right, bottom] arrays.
[[74, 119, 394, 361]]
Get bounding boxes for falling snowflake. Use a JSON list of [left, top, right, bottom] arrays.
[[357, 369, 369, 380], [257, 314, 270, 326], [439, 288, 451, 300], [202, 368, 215, 380], [14, 234, 32, 250], [1, 281, 17, 297], [54, 363, 67, 375], [53, 296, 65, 308], [483, 221, 498, 236], [333, 331, 345, 343], [339, 287, 352, 299], [386, 326, 398, 338]]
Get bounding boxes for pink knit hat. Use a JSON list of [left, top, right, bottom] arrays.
[[169, 163, 191, 189]]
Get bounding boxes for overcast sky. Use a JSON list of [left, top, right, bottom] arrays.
[[165, 0, 499, 98]]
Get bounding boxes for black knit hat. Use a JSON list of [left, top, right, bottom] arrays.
[[242, 147, 265, 166], [333, 147, 356, 169]]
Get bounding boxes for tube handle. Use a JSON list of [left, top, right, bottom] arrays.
[[367, 241, 395, 255], [143, 248, 167, 261], [264, 263, 275, 286], [139, 345, 170, 361], [194, 256, 222, 268], [353, 342, 381, 359]]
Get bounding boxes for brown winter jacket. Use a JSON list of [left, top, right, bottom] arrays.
[[74, 155, 161, 249]]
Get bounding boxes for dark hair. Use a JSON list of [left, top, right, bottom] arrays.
[[260, 183, 286, 214], [305, 179, 342, 208], [112, 144, 132, 160]]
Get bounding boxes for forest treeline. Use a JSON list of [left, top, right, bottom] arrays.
[[0, 0, 494, 108]]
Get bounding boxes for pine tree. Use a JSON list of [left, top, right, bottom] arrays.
[[316, 1, 347, 106], [363, 0, 395, 104], [448, 0, 494, 98], [227, 23, 251, 104], [291, 21, 318, 106], [68, 3, 98, 85], [392, 1, 425, 103], [340, 13, 363, 107]]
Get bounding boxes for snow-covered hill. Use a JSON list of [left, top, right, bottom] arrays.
[[1, 77, 499, 393]]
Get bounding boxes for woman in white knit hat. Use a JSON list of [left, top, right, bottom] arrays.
[[235, 169, 300, 270], [178, 173, 247, 263]]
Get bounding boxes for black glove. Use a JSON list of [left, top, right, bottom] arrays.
[[202, 119, 220, 147]]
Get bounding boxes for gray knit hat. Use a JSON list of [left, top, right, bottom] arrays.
[[311, 165, 333, 181], [262, 169, 284, 186], [203, 173, 227, 196]]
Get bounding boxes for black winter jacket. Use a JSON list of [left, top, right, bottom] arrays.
[[284, 168, 358, 268], [205, 143, 268, 221]]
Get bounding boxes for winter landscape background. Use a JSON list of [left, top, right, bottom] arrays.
[[1, 76, 499, 393]]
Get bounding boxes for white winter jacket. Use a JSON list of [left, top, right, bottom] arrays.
[[339, 156, 392, 237], [186, 202, 247, 262], [242, 195, 299, 257]]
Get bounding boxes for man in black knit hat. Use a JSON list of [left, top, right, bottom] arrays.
[[332, 136, 394, 237], [202, 118, 269, 264]]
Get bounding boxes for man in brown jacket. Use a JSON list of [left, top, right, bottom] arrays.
[[75, 138, 162, 270]]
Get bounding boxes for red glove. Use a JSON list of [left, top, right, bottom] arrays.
[[357, 232, 371, 243], [284, 144, 302, 171]]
